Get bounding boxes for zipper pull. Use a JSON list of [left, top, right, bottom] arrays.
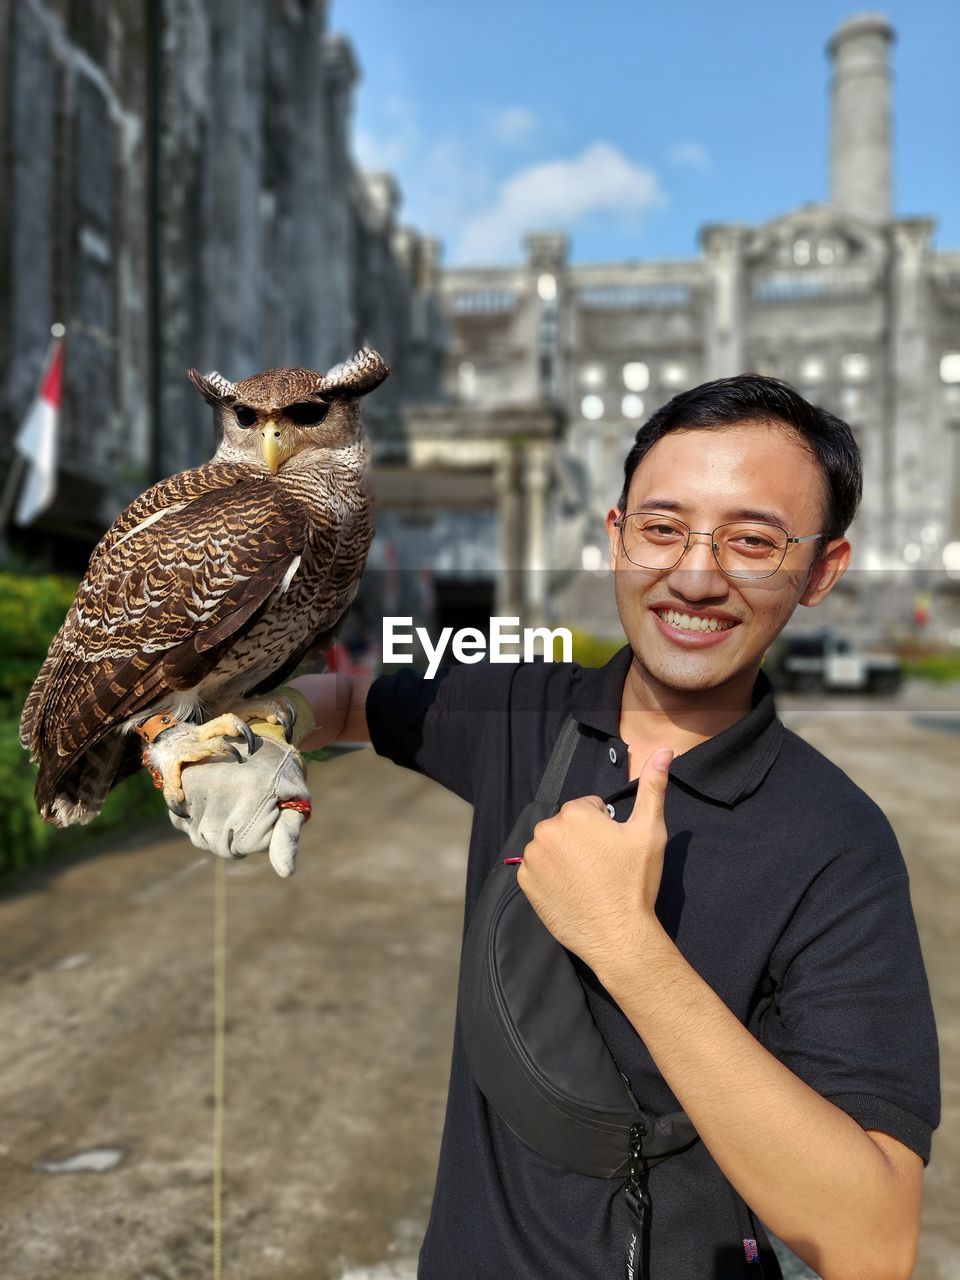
[[624, 1119, 651, 1224]]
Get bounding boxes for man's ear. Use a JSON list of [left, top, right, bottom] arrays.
[[605, 507, 623, 571], [799, 537, 852, 606]]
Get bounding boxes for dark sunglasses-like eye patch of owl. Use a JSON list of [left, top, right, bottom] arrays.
[[233, 401, 329, 429]]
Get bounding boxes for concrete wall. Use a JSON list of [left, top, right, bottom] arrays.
[[0, 0, 444, 563]]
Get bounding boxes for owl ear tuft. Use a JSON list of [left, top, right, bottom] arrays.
[[320, 348, 390, 399], [187, 368, 238, 405]]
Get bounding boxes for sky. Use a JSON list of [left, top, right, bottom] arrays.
[[331, 0, 959, 267]]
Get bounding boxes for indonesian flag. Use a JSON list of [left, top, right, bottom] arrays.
[[15, 326, 65, 526]]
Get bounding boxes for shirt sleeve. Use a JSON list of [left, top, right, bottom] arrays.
[[756, 816, 941, 1163], [364, 661, 511, 806]]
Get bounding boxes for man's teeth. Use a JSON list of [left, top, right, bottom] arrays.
[[657, 609, 736, 633]]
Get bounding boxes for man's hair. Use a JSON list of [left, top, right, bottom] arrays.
[[618, 374, 863, 540]]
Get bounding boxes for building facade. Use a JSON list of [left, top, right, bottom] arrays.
[[439, 14, 960, 638], [0, 0, 445, 568]]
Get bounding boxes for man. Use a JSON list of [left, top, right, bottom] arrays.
[[175, 375, 939, 1279]]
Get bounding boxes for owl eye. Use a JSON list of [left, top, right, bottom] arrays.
[[285, 401, 329, 426], [234, 405, 258, 428]]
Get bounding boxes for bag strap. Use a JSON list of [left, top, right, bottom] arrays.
[[535, 713, 582, 808]]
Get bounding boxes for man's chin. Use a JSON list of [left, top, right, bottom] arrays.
[[636, 655, 737, 694], [628, 633, 755, 695]]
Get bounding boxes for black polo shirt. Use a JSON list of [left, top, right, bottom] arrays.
[[365, 645, 940, 1280]]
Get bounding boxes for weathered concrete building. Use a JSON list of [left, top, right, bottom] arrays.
[[6, 7, 957, 643], [0, 0, 445, 568], [440, 14, 960, 638]]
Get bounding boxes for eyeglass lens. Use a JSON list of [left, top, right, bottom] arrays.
[[620, 514, 788, 579]]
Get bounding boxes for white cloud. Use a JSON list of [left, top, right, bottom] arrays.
[[352, 99, 490, 252], [668, 141, 710, 170], [455, 142, 666, 263], [355, 95, 420, 171], [355, 129, 404, 172], [491, 106, 539, 143]]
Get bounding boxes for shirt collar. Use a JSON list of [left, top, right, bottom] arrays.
[[572, 643, 784, 806]]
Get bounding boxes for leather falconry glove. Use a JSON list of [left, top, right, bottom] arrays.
[[142, 688, 316, 878]]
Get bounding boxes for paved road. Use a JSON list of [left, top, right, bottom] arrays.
[[0, 684, 957, 1279]]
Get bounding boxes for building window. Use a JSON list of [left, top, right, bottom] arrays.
[[816, 240, 835, 265], [941, 353, 960, 384], [458, 361, 477, 399], [537, 273, 557, 302], [580, 363, 605, 388], [841, 352, 870, 382], [449, 289, 516, 314], [578, 283, 691, 308], [538, 311, 557, 346], [793, 239, 811, 266], [841, 386, 862, 413], [660, 361, 687, 388], [622, 394, 645, 419], [799, 355, 826, 383], [622, 361, 650, 392], [581, 395, 605, 421]]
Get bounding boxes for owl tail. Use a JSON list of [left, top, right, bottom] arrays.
[[36, 734, 140, 827]]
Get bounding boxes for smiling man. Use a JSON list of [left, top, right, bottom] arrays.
[[605, 390, 852, 752], [171, 374, 940, 1280]]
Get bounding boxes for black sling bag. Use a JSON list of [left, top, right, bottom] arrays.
[[458, 714, 699, 1204]]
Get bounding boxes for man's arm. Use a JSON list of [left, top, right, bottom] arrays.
[[517, 752, 923, 1280], [597, 919, 922, 1280]]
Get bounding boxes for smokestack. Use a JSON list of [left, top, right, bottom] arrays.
[[827, 13, 896, 221]]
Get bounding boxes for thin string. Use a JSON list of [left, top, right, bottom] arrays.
[[213, 856, 227, 1280]]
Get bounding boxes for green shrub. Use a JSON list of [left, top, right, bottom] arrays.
[[901, 653, 960, 684], [568, 629, 624, 668], [0, 571, 76, 713], [0, 568, 167, 875], [0, 714, 165, 875]]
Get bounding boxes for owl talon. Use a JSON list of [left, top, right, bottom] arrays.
[[231, 720, 256, 752], [279, 701, 296, 743], [201, 749, 243, 766], [167, 799, 191, 820]]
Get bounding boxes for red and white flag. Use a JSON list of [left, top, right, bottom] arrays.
[[14, 326, 65, 526]]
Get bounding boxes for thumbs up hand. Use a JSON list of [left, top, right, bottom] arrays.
[[517, 747, 673, 975]]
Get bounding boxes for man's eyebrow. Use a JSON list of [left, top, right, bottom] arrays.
[[633, 498, 789, 527]]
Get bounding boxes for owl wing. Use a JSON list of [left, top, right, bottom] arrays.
[[90, 461, 261, 567], [23, 476, 325, 785], [20, 460, 249, 748]]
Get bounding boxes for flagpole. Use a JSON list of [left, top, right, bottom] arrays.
[[0, 453, 28, 561], [0, 323, 65, 562]]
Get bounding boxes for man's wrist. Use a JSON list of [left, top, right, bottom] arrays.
[[591, 915, 679, 1007], [287, 673, 356, 751]]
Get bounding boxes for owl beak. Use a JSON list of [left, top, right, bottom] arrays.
[[260, 421, 287, 474]]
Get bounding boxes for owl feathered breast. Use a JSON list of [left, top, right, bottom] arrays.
[[20, 348, 388, 826]]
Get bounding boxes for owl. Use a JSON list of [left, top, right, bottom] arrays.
[[20, 348, 388, 825]]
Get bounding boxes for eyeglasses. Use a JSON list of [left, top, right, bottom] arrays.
[[613, 512, 823, 580]]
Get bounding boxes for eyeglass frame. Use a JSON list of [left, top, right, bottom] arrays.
[[612, 511, 825, 580]]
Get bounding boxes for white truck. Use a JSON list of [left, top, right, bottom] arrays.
[[766, 630, 903, 695]]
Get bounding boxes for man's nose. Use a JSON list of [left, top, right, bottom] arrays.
[[665, 532, 728, 596]]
